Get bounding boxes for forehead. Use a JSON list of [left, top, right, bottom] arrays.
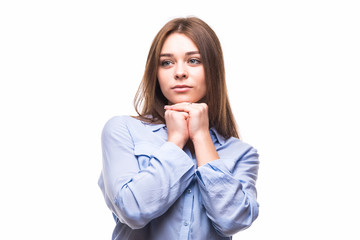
[[161, 33, 199, 53]]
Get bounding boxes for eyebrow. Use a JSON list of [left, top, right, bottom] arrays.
[[159, 51, 200, 57]]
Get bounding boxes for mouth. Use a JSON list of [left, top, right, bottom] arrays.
[[172, 85, 192, 93]]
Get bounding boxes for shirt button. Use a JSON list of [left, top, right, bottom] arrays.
[[187, 189, 192, 194], [184, 221, 189, 226]]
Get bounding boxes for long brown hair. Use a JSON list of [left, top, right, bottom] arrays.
[[134, 17, 239, 139]]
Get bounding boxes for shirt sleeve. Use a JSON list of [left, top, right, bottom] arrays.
[[99, 116, 196, 229], [195, 143, 259, 237]]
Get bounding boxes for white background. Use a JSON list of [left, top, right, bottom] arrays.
[[1, 0, 359, 239]]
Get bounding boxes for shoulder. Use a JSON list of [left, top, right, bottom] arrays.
[[102, 115, 144, 136], [102, 115, 166, 147], [212, 128, 257, 155], [104, 115, 136, 127], [105, 115, 148, 127], [103, 115, 131, 129], [220, 136, 259, 159], [224, 136, 254, 149]]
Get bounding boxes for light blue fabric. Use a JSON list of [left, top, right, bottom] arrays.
[[98, 115, 259, 240]]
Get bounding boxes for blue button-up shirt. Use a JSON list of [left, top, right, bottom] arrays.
[[98, 115, 259, 240]]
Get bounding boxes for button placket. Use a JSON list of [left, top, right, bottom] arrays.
[[179, 183, 194, 239]]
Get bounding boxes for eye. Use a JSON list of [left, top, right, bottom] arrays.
[[160, 60, 173, 67], [188, 58, 201, 65]]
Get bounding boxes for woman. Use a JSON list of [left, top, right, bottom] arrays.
[[98, 17, 259, 240]]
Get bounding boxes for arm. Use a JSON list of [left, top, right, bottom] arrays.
[[196, 143, 260, 236], [100, 116, 196, 229], [164, 103, 259, 235]]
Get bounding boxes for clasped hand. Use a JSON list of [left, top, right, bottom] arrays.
[[164, 102, 209, 149]]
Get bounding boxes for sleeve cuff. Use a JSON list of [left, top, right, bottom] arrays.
[[195, 159, 230, 187]]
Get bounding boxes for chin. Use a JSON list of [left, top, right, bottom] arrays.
[[168, 95, 205, 105], [172, 99, 195, 104]]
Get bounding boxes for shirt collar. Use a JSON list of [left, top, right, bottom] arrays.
[[142, 121, 166, 132], [210, 127, 226, 146]]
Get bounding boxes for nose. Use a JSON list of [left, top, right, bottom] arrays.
[[174, 63, 188, 80]]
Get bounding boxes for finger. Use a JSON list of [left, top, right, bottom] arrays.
[[165, 102, 207, 112], [166, 105, 191, 113], [164, 103, 194, 113], [165, 109, 189, 119], [164, 102, 191, 110]]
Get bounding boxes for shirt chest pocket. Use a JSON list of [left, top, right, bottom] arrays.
[[134, 142, 159, 170]]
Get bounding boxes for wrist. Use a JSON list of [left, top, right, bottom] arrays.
[[191, 130, 211, 144], [168, 135, 187, 149], [192, 132, 219, 167]]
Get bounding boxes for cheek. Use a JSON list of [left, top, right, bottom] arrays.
[[196, 69, 206, 90], [157, 71, 165, 88], [194, 66, 205, 80], [157, 72, 170, 97]]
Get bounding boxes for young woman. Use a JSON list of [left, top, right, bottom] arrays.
[[98, 17, 259, 240]]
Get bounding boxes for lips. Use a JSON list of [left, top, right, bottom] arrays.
[[172, 85, 192, 93]]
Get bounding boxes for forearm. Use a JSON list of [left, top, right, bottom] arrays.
[[101, 117, 196, 229], [192, 131, 219, 167], [110, 142, 195, 228]]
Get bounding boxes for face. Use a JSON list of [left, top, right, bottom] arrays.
[[157, 33, 206, 105]]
